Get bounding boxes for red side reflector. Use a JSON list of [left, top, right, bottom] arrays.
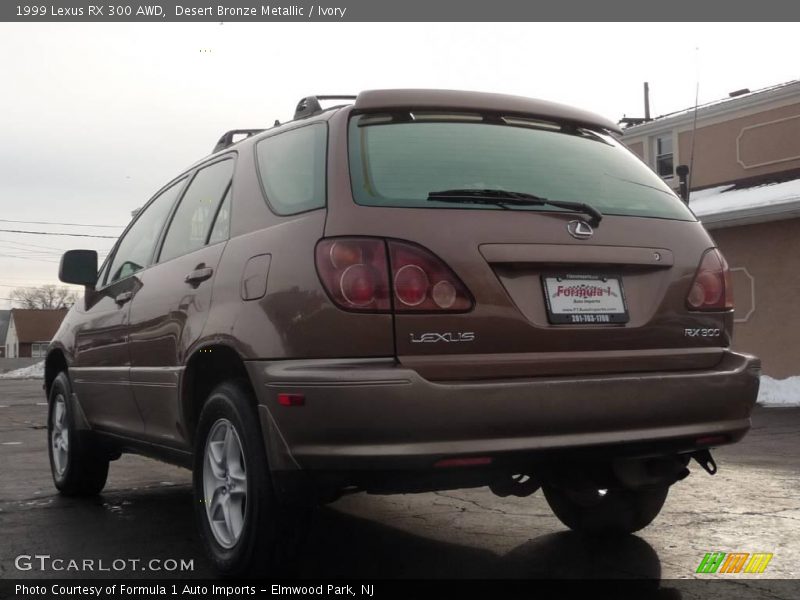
[[434, 457, 493, 468], [695, 435, 727, 446], [278, 393, 305, 407]]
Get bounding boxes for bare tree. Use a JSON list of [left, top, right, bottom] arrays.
[[10, 285, 78, 309]]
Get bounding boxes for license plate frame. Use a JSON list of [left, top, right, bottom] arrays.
[[542, 274, 629, 325]]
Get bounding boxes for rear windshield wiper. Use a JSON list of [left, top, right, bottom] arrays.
[[427, 189, 603, 226]]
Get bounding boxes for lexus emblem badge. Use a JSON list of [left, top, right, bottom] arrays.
[[567, 220, 594, 240]]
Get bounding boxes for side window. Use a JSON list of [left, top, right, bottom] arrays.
[[654, 134, 674, 178], [255, 123, 326, 215], [208, 186, 232, 245], [159, 159, 234, 263], [107, 179, 185, 284]]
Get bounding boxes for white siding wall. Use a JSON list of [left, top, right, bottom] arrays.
[[4, 315, 18, 358]]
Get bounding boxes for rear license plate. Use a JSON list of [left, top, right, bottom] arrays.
[[542, 274, 629, 324]]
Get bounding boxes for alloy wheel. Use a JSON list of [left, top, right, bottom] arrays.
[[202, 418, 248, 549], [50, 394, 69, 477]]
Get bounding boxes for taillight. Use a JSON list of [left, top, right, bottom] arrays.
[[388, 240, 473, 312], [315, 238, 473, 313], [687, 249, 733, 311], [315, 238, 390, 311]]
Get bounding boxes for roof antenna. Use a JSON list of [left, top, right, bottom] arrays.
[[687, 46, 701, 202]]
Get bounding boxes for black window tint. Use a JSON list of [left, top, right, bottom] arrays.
[[256, 124, 326, 215], [107, 179, 185, 284], [208, 186, 231, 245], [159, 159, 234, 262]]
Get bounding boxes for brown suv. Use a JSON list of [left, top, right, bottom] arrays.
[[48, 89, 760, 575]]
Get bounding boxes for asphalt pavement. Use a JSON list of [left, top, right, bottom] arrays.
[[1, 379, 799, 593]]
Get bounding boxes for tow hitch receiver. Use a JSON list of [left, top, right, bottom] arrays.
[[692, 449, 718, 475]]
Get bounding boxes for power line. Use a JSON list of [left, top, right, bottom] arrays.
[[0, 247, 110, 261], [0, 276, 66, 281], [0, 228, 117, 239], [0, 244, 63, 255], [0, 237, 97, 251], [0, 254, 59, 263], [0, 283, 71, 289], [0, 218, 123, 229], [0, 248, 72, 259], [0, 244, 111, 259]]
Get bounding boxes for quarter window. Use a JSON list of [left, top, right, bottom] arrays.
[[159, 159, 234, 263], [107, 179, 186, 284], [256, 124, 327, 215], [655, 134, 674, 178]]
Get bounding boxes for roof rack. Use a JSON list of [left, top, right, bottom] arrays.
[[211, 96, 354, 154], [212, 129, 266, 154], [294, 95, 357, 120]]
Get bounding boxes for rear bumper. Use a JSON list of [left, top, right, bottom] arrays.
[[246, 351, 760, 472]]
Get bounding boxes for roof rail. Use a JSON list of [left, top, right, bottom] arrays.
[[212, 129, 266, 154], [294, 95, 357, 120]]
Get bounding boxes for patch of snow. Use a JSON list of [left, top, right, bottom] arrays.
[[757, 375, 800, 407], [690, 178, 800, 218], [0, 361, 45, 380]]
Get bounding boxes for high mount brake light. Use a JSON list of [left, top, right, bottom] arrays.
[[315, 238, 473, 313], [687, 248, 733, 311]]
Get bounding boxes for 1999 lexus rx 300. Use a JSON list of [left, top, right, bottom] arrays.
[[47, 89, 760, 575]]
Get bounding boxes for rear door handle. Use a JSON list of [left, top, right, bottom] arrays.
[[115, 291, 133, 305], [185, 266, 213, 285]]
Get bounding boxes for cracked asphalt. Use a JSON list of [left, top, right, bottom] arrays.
[[1, 379, 799, 592]]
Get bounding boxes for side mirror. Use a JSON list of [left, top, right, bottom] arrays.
[[59, 250, 98, 287]]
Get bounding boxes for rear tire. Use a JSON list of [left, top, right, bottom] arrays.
[[543, 483, 669, 535], [47, 372, 109, 496], [192, 380, 308, 577]]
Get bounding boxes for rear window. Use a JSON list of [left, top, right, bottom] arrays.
[[348, 114, 694, 221]]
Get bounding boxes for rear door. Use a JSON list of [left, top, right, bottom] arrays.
[[326, 109, 729, 380], [127, 157, 234, 447], [71, 178, 186, 434]]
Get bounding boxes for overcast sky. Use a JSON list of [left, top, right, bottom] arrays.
[[1, 22, 798, 309]]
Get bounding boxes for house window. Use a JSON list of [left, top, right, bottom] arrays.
[[31, 342, 48, 358], [655, 135, 674, 178]]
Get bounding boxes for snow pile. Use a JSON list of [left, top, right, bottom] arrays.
[[690, 178, 800, 219], [0, 361, 45, 380], [757, 375, 800, 407]]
